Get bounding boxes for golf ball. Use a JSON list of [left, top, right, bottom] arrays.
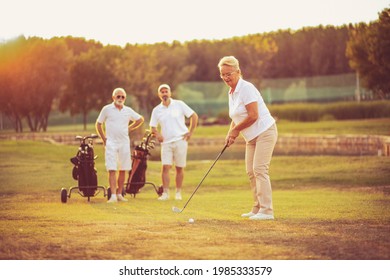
[[188, 218, 195, 224]]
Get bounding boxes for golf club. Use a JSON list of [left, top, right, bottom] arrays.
[[172, 143, 228, 213]]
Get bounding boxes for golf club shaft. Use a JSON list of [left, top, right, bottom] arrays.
[[180, 144, 228, 212]]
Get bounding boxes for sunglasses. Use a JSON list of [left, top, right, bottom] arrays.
[[116, 95, 125, 99], [220, 70, 237, 79]]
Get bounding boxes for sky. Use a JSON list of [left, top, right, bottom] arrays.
[[1, 0, 389, 46]]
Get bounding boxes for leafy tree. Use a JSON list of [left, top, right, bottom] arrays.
[[59, 46, 122, 130], [0, 37, 25, 131], [117, 41, 197, 115], [265, 30, 296, 78], [1, 24, 371, 133], [115, 44, 169, 114], [231, 34, 277, 81], [266, 26, 352, 78], [185, 40, 217, 81], [25, 38, 70, 131], [0, 36, 70, 132], [153, 41, 197, 92], [346, 8, 390, 98], [61, 36, 103, 56], [185, 35, 276, 82]]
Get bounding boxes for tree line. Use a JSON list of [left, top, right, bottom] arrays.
[[0, 8, 388, 132]]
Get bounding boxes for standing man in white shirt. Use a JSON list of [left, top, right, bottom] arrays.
[[150, 84, 198, 201], [96, 88, 144, 203]]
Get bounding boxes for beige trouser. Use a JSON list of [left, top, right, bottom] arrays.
[[245, 124, 278, 215]]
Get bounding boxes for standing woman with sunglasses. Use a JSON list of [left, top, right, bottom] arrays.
[[218, 56, 278, 220], [96, 88, 144, 203]]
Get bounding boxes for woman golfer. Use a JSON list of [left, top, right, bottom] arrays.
[[218, 56, 278, 220]]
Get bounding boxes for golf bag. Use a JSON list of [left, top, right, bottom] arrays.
[[125, 131, 163, 197], [70, 134, 99, 197]]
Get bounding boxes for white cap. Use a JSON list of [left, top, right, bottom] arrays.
[[158, 84, 170, 92]]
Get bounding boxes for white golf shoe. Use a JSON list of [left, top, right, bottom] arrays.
[[158, 192, 169, 201], [241, 212, 256, 218], [175, 192, 182, 200], [117, 194, 128, 202], [107, 195, 118, 203], [249, 213, 274, 220]]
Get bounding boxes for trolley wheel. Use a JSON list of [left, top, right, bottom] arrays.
[[107, 188, 111, 200], [61, 188, 68, 203]]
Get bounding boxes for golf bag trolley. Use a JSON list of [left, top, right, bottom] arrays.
[[61, 134, 108, 203], [125, 130, 163, 197]]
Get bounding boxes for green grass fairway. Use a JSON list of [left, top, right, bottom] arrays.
[[2, 118, 390, 137], [193, 118, 390, 137], [0, 141, 389, 260]]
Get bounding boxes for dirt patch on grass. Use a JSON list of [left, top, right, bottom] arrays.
[[1, 215, 389, 260], [1, 186, 389, 260]]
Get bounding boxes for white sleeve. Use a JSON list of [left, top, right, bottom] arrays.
[[96, 106, 107, 124], [241, 84, 259, 106], [149, 108, 158, 127], [179, 101, 195, 118], [128, 107, 142, 121]]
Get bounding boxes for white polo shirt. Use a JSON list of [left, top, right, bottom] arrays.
[[149, 99, 195, 144], [97, 103, 142, 143], [229, 78, 275, 142]]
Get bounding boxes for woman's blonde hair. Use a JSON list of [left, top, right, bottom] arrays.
[[217, 56, 240, 70]]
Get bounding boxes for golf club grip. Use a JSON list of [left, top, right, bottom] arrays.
[[181, 144, 228, 210]]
